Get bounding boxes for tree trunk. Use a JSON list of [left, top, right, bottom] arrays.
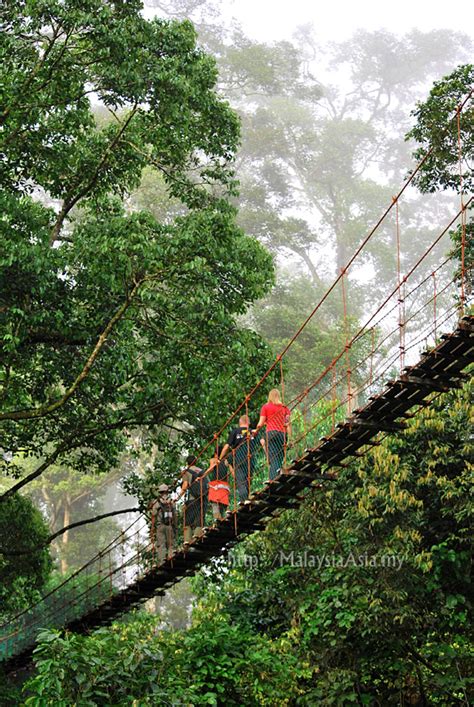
[[60, 496, 71, 574]]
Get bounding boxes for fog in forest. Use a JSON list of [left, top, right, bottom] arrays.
[[1, 0, 472, 618]]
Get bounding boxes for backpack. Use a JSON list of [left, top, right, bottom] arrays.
[[188, 466, 208, 499], [159, 499, 176, 526]]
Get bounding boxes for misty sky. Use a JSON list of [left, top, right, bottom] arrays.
[[228, 0, 474, 42]]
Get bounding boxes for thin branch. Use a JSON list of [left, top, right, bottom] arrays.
[[18, 331, 89, 348], [1, 399, 168, 498], [124, 139, 204, 194], [290, 244, 321, 284], [50, 104, 139, 244], [0, 278, 143, 422], [0, 23, 63, 125], [0, 507, 140, 555], [28, 27, 75, 98], [0, 440, 75, 500]]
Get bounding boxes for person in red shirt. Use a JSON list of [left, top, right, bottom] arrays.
[[254, 388, 291, 480]]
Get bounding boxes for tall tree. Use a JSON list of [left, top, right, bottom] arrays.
[[227, 27, 472, 298], [0, 0, 275, 498], [25, 463, 127, 573], [145, 0, 472, 343]]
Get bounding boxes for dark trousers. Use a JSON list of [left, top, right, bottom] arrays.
[[154, 524, 175, 563], [234, 445, 254, 502], [184, 496, 207, 529], [267, 430, 285, 480]]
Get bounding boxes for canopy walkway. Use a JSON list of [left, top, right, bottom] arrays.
[[1, 95, 473, 671], [2, 317, 472, 671]]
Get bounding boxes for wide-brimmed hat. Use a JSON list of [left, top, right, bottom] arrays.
[[158, 483, 169, 493]]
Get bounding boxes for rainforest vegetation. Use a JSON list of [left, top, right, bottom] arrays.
[[0, 0, 472, 703]]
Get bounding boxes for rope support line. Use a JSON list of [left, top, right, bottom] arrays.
[[1, 91, 473, 666], [5, 311, 471, 669], [171, 89, 474, 477], [3, 203, 470, 652], [456, 104, 468, 315]]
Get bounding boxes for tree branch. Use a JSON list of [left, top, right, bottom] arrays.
[[0, 507, 140, 555], [0, 440, 75, 500], [0, 279, 143, 422], [19, 331, 89, 348], [0, 23, 63, 125], [290, 244, 321, 284], [50, 104, 138, 244], [0, 399, 168, 498]]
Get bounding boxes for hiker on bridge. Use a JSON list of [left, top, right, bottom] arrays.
[[180, 455, 208, 543], [254, 388, 291, 480], [149, 483, 177, 563], [219, 414, 260, 502], [208, 446, 232, 520]]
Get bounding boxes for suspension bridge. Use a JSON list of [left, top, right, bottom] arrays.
[[1, 98, 473, 671]]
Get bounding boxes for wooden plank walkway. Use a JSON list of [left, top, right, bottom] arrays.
[[3, 315, 473, 671]]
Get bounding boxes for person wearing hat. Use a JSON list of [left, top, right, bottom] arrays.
[[148, 483, 176, 563]]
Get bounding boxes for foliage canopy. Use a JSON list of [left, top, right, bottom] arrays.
[[0, 0, 275, 495]]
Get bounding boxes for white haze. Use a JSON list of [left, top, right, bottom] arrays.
[[227, 0, 474, 43]]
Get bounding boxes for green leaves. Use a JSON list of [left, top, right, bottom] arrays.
[[24, 611, 309, 705], [0, 2, 275, 492], [407, 64, 474, 194], [184, 380, 474, 704], [0, 494, 52, 619], [17, 381, 473, 704]]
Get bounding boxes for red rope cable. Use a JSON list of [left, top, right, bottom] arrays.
[[287, 266, 465, 450], [4, 93, 473, 652], [341, 268, 352, 413], [457, 105, 467, 314], [394, 196, 405, 373], [288, 198, 470, 416]]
